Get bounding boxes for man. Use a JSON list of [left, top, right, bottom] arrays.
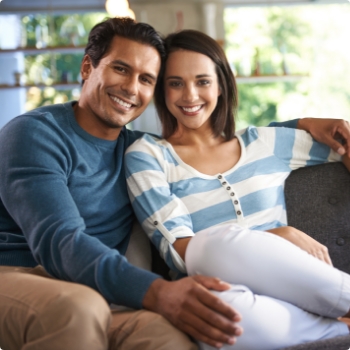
[[0, 17, 242, 350], [0, 17, 349, 350]]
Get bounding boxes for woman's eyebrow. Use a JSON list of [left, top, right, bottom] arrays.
[[165, 74, 212, 80]]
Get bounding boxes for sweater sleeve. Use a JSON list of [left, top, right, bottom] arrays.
[[268, 119, 299, 129], [0, 116, 160, 309], [257, 127, 341, 170], [125, 135, 194, 274]]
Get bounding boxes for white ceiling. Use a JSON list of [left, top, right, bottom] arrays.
[[0, 0, 346, 13]]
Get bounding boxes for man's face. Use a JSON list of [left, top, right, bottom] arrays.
[[77, 36, 161, 140]]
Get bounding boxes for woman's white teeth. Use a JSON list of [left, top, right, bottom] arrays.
[[111, 96, 132, 108], [182, 105, 201, 112]]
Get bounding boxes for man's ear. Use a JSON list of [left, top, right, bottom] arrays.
[[81, 55, 92, 81]]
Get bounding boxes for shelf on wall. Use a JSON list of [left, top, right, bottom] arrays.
[[0, 46, 86, 55], [0, 83, 81, 90], [235, 74, 308, 83], [0, 75, 308, 90]]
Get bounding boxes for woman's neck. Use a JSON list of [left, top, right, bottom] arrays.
[[165, 125, 240, 176], [167, 125, 224, 148]]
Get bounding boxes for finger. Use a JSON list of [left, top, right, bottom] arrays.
[[323, 252, 333, 266], [193, 298, 243, 336], [335, 125, 350, 157], [195, 284, 242, 322], [192, 275, 232, 291], [323, 135, 346, 156], [178, 309, 240, 347], [313, 250, 332, 266], [335, 123, 350, 142]]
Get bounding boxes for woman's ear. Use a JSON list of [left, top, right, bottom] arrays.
[[81, 55, 92, 81]]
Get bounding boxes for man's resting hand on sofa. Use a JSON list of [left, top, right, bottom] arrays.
[[298, 118, 350, 157]]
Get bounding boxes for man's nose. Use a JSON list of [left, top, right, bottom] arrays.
[[121, 75, 138, 96]]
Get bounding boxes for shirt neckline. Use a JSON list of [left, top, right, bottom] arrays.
[[156, 133, 246, 179]]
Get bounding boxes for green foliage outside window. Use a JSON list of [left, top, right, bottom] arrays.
[[225, 5, 350, 129]]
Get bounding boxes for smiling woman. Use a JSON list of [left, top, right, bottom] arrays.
[[125, 29, 350, 350]]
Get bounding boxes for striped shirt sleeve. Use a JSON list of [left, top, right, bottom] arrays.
[[257, 127, 341, 170], [125, 134, 194, 274]]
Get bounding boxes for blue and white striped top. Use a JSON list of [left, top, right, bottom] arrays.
[[125, 126, 340, 274]]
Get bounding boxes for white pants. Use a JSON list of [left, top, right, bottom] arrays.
[[185, 224, 350, 350]]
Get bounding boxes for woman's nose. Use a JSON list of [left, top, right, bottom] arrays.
[[182, 84, 198, 102]]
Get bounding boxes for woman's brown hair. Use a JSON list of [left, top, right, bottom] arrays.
[[154, 30, 238, 141]]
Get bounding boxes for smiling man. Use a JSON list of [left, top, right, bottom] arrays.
[[0, 17, 243, 350]]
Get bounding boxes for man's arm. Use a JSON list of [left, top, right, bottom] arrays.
[[0, 115, 159, 309], [269, 118, 350, 157]]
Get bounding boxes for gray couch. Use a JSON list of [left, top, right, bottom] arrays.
[[129, 162, 350, 349], [281, 162, 350, 349]]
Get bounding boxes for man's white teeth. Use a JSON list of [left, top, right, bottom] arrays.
[[182, 105, 201, 112], [111, 96, 132, 108]]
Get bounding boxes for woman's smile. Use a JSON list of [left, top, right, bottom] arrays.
[[179, 104, 204, 115]]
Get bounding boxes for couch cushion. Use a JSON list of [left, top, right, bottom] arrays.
[[285, 162, 350, 273], [282, 162, 350, 349]]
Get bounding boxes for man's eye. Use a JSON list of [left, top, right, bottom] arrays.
[[141, 77, 152, 84], [113, 66, 126, 73]]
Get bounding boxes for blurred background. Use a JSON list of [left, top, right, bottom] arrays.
[[0, 0, 349, 133]]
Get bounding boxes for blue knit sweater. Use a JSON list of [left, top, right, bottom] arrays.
[[0, 101, 160, 309]]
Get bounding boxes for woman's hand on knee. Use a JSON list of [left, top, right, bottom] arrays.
[[267, 226, 333, 266]]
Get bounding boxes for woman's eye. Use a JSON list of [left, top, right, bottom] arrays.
[[198, 80, 210, 86], [169, 81, 182, 87]]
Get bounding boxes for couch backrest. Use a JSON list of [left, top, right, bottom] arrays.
[[285, 162, 350, 273]]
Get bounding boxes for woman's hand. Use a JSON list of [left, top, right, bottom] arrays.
[[298, 118, 350, 157], [267, 226, 333, 266]]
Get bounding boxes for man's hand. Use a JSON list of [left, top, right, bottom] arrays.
[[298, 118, 350, 157], [268, 226, 332, 266], [142, 276, 243, 348]]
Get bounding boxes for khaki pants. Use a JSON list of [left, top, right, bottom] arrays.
[[0, 266, 197, 350]]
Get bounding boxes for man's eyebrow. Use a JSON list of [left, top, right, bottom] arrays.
[[110, 59, 130, 68], [165, 74, 213, 80], [110, 59, 157, 81]]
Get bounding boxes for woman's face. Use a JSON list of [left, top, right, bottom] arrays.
[[164, 49, 221, 133]]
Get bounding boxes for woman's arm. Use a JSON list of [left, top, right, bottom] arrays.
[[267, 226, 332, 265], [125, 135, 195, 274]]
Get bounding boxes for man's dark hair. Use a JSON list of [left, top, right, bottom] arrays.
[[154, 30, 238, 141], [85, 17, 165, 68]]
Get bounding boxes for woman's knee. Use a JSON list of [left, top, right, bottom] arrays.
[[205, 286, 294, 350]]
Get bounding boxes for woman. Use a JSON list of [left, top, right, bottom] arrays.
[[125, 29, 350, 349]]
